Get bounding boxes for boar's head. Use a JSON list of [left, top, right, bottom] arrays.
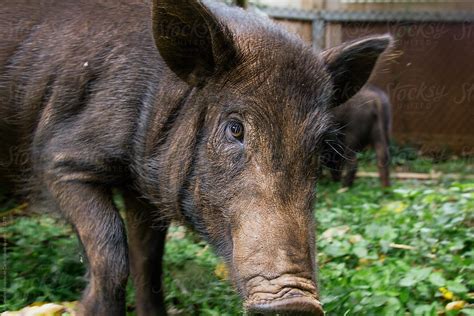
[[148, 0, 391, 314]]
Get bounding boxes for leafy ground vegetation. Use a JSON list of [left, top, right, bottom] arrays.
[[1, 153, 473, 315], [359, 144, 474, 175]]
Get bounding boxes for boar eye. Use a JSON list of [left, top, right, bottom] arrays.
[[226, 121, 244, 142]]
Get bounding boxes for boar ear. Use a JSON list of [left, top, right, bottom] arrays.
[[322, 35, 392, 107], [151, 0, 238, 86]]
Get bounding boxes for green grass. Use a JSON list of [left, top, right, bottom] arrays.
[[358, 145, 474, 175], [1, 177, 473, 315], [317, 179, 473, 316]]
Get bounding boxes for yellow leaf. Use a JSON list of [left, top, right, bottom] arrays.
[[61, 301, 78, 309], [358, 258, 371, 266], [3, 303, 71, 316], [382, 201, 407, 214], [214, 263, 229, 280], [446, 300, 466, 311], [30, 303, 65, 316], [30, 302, 47, 307], [378, 254, 386, 263], [439, 287, 454, 300]]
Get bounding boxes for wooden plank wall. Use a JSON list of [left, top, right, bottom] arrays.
[[268, 1, 474, 155], [259, 0, 474, 11]]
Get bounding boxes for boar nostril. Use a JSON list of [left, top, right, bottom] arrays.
[[247, 296, 324, 316]]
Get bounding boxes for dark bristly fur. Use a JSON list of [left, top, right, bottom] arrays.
[[0, 0, 391, 315]]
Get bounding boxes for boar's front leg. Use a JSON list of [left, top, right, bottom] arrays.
[[45, 165, 129, 316], [124, 191, 169, 316], [329, 154, 344, 182], [372, 125, 391, 188], [343, 150, 358, 188]]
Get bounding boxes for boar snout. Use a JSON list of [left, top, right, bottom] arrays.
[[245, 275, 324, 316], [230, 204, 322, 315], [248, 298, 324, 316]]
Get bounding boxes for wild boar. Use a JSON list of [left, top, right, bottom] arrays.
[[0, 0, 391, 314], [323, 85, 392, 188]]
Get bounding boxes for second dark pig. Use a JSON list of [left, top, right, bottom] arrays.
[[323, 84, 392, 188]]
